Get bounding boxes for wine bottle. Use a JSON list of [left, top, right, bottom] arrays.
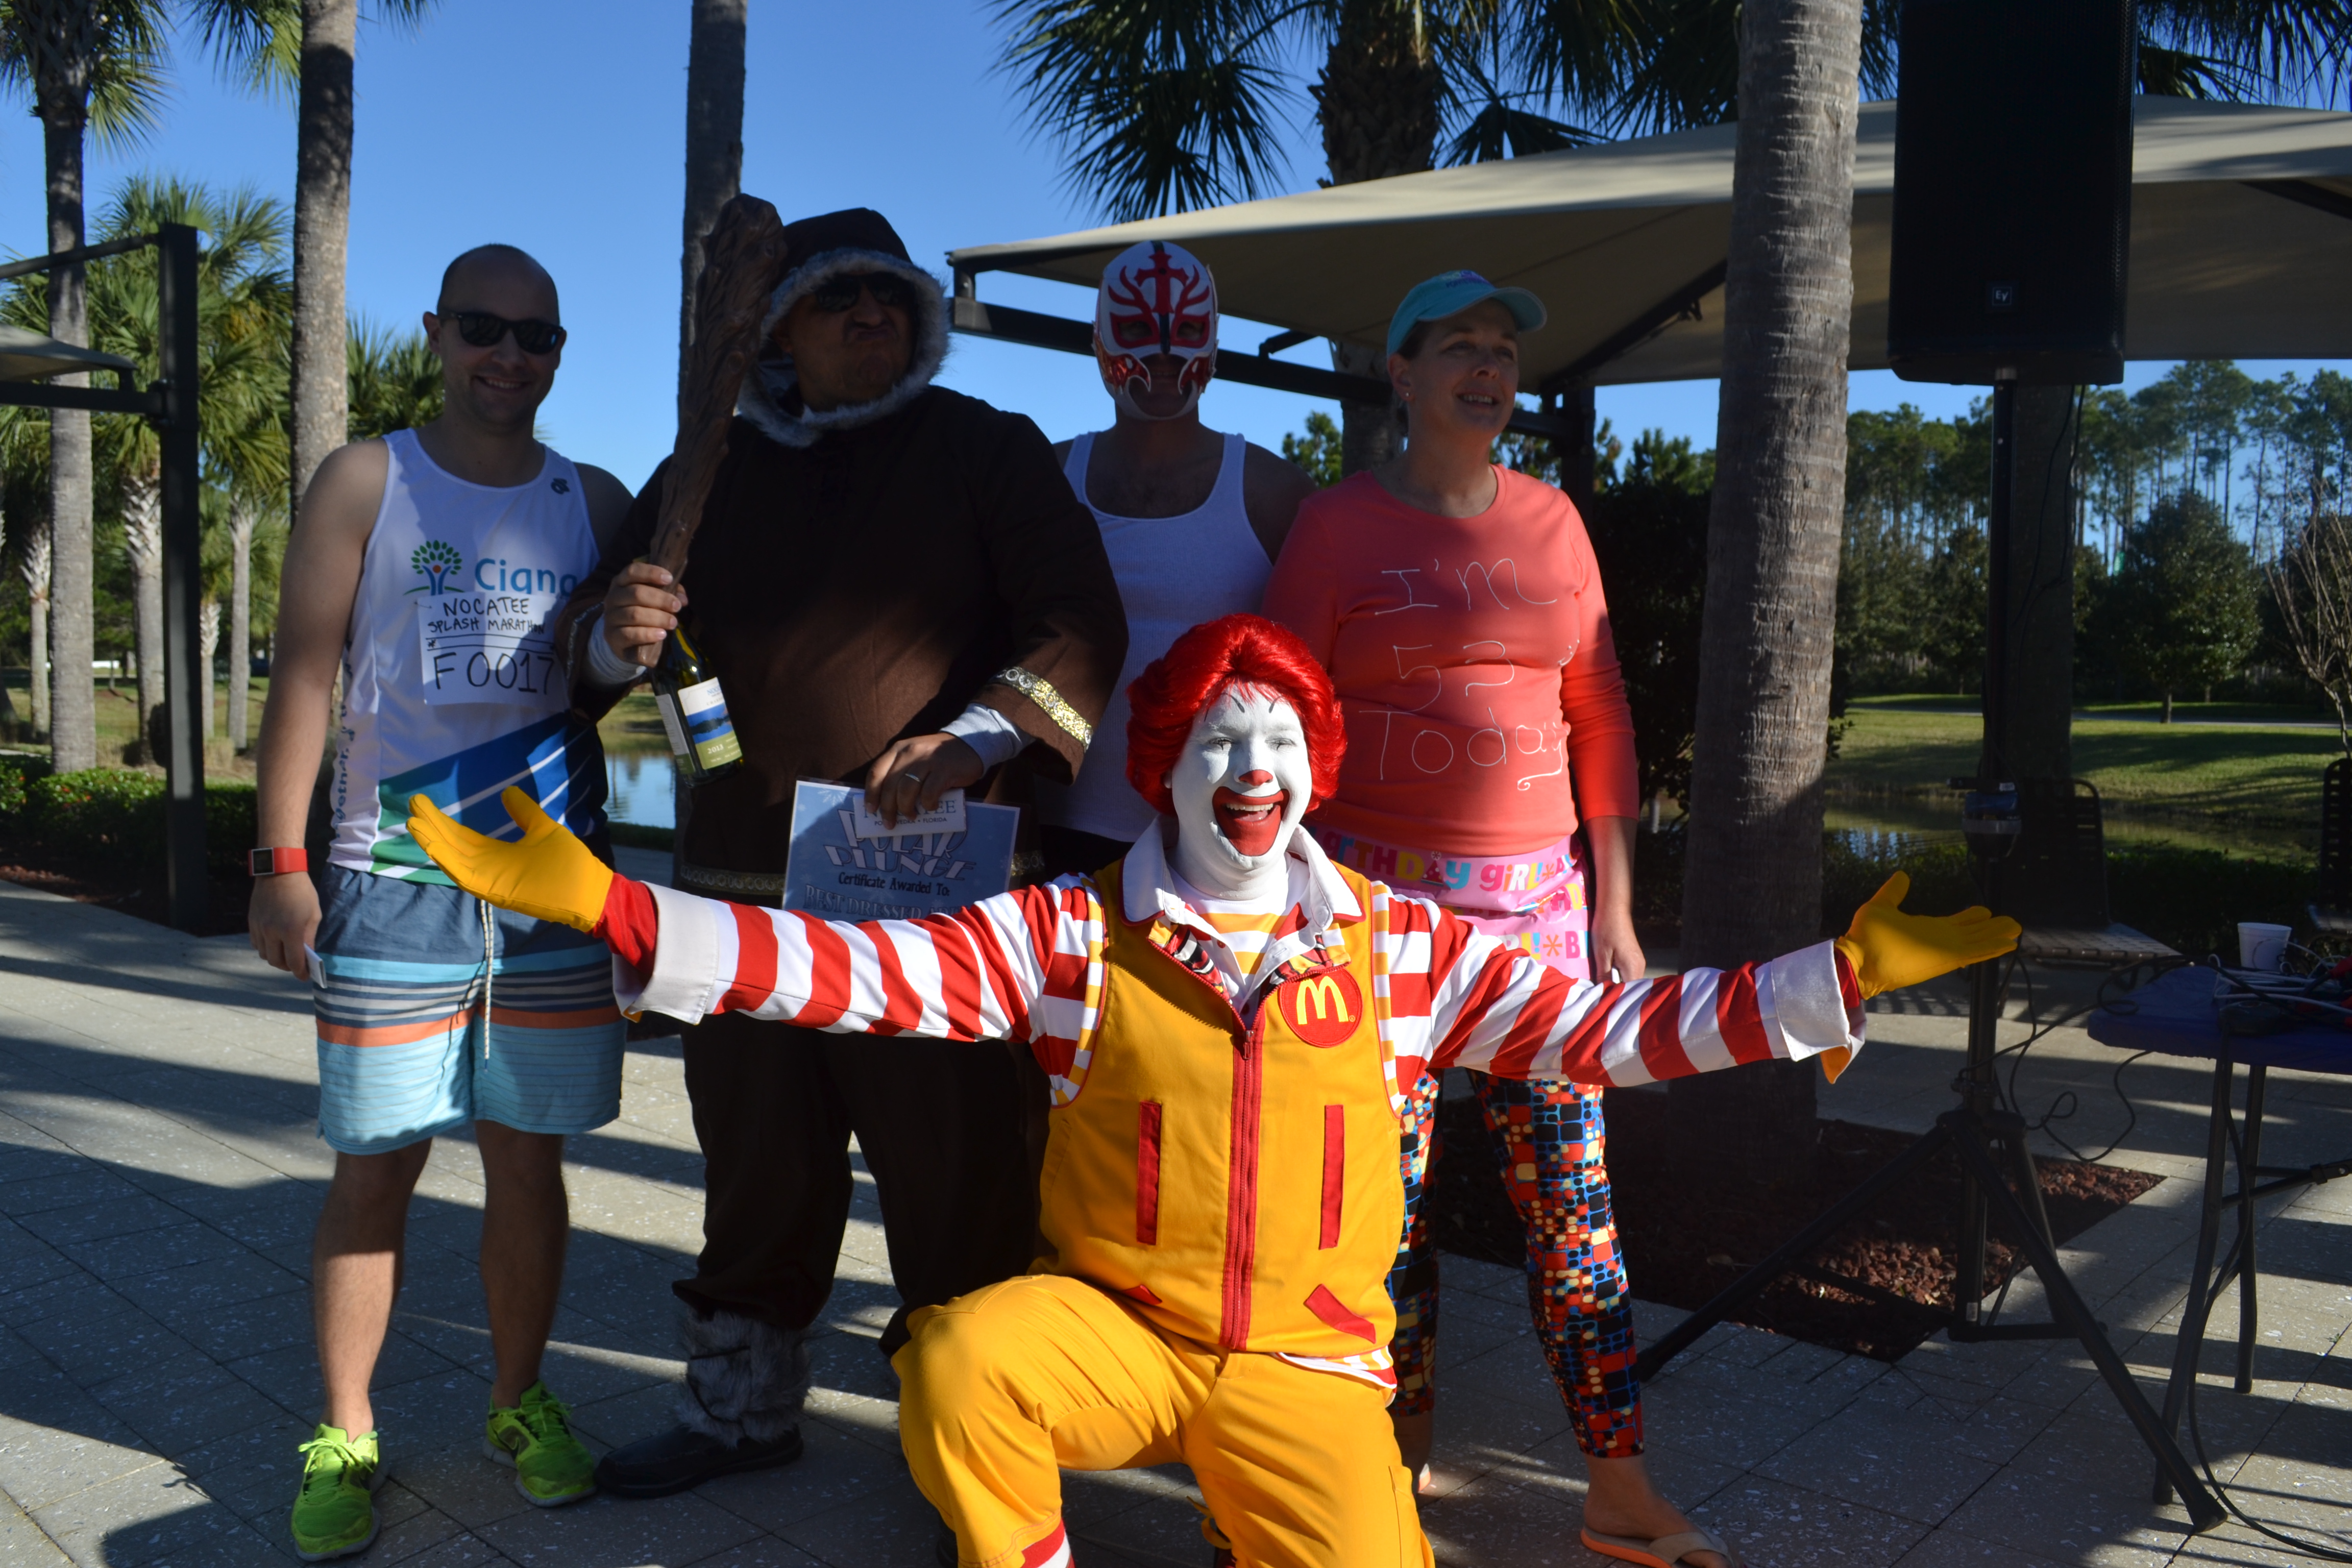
[[649, 624, 742, 785]]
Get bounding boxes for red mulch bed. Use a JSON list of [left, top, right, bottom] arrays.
[[1429, 1083, 2160, 1361], [0, 853, 255, 937]]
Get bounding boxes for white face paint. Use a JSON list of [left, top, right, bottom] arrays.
[[1166, 687, 1314, 904]]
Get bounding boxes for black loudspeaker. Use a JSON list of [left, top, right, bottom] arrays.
[[1887, 0, 2136, 385]]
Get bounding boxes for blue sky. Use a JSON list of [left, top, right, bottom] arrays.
[[1, 0, 2342, 494]]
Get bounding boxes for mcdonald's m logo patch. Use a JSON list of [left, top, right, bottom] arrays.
[[1279, 970, 1364, 1047]]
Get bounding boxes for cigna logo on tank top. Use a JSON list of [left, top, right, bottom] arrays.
[[406, 540, 585, 599]]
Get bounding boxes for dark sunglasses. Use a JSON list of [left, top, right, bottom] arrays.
[[807, 273, 919, 313], [451, 311, 566, 355]]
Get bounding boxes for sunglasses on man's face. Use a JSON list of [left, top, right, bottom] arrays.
[[806, 273, 919, 314], [450, 311, 566, 355]]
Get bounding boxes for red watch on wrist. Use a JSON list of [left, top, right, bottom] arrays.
[[249, 847, 309, 877]]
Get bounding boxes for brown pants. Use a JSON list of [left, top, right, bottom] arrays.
[[676, 1011, 1043, 1355]]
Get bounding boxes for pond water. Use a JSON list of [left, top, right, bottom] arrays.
[[1825, 796, 2312, 861], [606, 750, 676, 828]]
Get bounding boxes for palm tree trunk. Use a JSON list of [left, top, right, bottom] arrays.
[[121, 464, 164, 761], [1315, 0, 1440, 477], [228, 497, 254, 750], [41, 110, 95, 772], [23, 513, 51, 739], [290, 0, 357, 511], [199, 599, 219, 740], [1670, 0, 1864, 1182], [680, 0, 747, 409]]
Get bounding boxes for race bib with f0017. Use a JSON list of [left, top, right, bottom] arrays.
[[414, 591, 564, 707]]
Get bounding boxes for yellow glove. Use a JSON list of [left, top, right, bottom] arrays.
[[405, 788, 614, 935], [1834, 871, 2020, 1000]]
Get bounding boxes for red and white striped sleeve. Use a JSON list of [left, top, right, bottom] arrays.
[[616, 878, 1101, 1066], [1377, 888, 1862, 1087]]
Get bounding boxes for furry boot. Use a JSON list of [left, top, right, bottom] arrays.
[[677, 1304, 810, 1446]]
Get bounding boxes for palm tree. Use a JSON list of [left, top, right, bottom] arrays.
[[6, 179, 290, 764], [346, 317, 443, 439], [0, 1, 166, 771], [682, 0, 747, 407], [1668, 0, 1864, 1175], [267, 0, 435, 520], [0, 406, 46, 739]]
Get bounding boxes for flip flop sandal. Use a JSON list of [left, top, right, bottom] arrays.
[[1579, 1524, 1744, 1568]]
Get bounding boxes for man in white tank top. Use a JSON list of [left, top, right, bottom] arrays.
[[1040, 240, 1318, 877], [249, 246, 635, 1557]]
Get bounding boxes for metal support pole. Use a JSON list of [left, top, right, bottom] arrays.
[[156, 224, 206, 932], [2235, 1064, 2266, 1392], [2155, 1058, 2235, 1504], [1950, 1119, 2224, 1529], [1957, 380, 2020, 1326]]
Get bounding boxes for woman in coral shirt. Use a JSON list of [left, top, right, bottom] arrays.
[[1266, 272, 1723, 1568]]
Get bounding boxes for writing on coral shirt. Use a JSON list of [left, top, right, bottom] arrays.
[[1263, 466, 1638, 857]]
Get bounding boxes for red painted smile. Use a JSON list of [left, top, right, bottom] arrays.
[[1213, 787, 1287, 856]]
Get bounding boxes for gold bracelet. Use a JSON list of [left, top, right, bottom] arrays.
[[991, 666, 1093, 748]]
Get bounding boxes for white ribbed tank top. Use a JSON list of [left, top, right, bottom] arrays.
[[331, 430, 607, 882], [1043, 430, 1272, 841]]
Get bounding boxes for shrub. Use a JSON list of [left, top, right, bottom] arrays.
[[27, 768, 166, 867], [0, 754, 52, 818], [8, 766, 258, 878]]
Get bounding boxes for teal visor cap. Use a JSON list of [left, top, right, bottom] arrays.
[[1386, 270, 1547, 357]]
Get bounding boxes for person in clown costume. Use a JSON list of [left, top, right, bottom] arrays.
[[406, 615, 2017, 1568]]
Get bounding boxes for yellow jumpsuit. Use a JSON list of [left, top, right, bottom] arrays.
[[895, 862, 1432, 1568]]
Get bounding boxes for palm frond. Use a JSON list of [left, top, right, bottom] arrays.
[[187, 0, 301, 101], [991, 0, 1306, 219], [2143, 0, 2352, 104], [0, 0, 174, 146], [1436, 46, 1597, 161], [2139, 40, 2261, 97], [363, 0, 439, 34]]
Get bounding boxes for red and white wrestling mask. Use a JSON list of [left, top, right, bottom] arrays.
[[1166, 687, 1314, 901], [1094, 239, 1218, 421]]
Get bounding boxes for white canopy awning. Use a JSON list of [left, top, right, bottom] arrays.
[[0, 326, 135, 385], [949, 97, 2352, 391]]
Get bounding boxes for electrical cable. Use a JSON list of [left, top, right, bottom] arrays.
[[1991, 951, 2183, 1164]]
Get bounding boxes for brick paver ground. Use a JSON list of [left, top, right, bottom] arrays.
[[0, 871, 2346, 1566]]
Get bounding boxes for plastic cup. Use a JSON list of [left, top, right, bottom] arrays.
[[2238, 921, 2292, 971]]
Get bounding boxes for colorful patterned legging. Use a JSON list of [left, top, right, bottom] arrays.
[[1387, 1067, 1644, 1457]]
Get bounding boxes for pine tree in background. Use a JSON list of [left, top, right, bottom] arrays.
[[2098, 491, 2262, 723]]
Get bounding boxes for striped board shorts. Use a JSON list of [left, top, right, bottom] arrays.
[[312, 865, 625, 1155]]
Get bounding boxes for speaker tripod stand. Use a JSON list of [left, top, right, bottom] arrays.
[[1628, 947, 2222, 1530], [1630, 385, 2223, 1532]]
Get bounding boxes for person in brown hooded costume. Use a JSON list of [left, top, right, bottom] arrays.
[[555, 207, 1126, 1499]]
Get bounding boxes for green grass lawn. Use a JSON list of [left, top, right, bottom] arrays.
[[1829, 696, 2345, 850], [2, 675, 274, 780]]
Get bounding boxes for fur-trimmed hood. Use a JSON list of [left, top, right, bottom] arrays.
[[734, 208, 949, 449]]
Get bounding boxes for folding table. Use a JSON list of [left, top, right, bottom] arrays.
[[2085, 964, 2352, 1500]]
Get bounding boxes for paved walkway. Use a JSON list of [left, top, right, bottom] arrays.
[[0, 874, 2346, 1566]]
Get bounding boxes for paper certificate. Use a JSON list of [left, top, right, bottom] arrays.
[[782, 780, 1017, 922], [414, 591, 563, 707]]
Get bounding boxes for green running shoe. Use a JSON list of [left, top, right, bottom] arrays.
[[483, 1380, 596, 1507], [289, 1425, 384, 1561]]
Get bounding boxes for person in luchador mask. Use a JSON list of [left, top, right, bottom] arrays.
[[405, 612, 2017, 1568], [1035, 240, 1317, 878]]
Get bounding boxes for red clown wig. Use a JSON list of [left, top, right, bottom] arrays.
[[1124, 614, 1346, 816]]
